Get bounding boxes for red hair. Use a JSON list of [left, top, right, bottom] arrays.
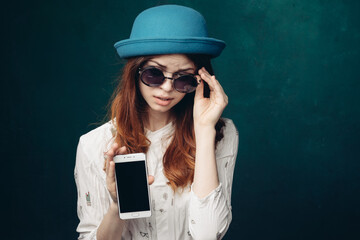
[[108, 54, 224, 191]]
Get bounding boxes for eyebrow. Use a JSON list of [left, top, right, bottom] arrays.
[[147, 60, 195, 72]]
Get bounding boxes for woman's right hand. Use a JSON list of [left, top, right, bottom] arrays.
[[104, 143, 154, 204]]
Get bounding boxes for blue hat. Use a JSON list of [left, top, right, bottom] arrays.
[[114, 5, 226, 58]]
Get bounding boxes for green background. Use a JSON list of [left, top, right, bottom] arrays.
[[3, 0, 360, 239]]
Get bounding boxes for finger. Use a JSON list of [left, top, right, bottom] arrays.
[[212, 76, 226, 98], [199, 68, 216, 91], [106, 160, 118, 202], [148, 175, 155, 185], [198, 67, 211, 81], [199, 69, 228, 107], [200, 67, 212, 78], [108, 160, 116, 181], [106, 142, 119, 159], [104, 153, 110, 174], [200, 68, 226, 95], [106, 143, 129, 160], [194, 78, 204, 101], [211, 80, 228, 107], [104, 143, 119, 174], [115, 146, 128, 155]]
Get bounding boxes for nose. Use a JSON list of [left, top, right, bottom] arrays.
[[160, 75, 174, 92]]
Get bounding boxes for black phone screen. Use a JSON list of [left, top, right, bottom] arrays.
[[115, 160, 150, 213]]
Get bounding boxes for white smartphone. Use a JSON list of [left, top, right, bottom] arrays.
[[113, 153, 151, 219]]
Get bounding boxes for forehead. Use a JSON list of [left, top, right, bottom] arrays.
[[145, 54, 195, 71]]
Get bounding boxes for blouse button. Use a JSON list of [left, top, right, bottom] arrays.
[[191, 219, 196, 224]]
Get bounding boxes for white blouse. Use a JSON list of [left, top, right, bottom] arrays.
[[75, 118, 238, 240]]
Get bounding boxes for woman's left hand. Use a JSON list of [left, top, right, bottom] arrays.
[[193, 67, 228, 128]]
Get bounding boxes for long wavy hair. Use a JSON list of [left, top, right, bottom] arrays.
[[108, 54, 225, 191]]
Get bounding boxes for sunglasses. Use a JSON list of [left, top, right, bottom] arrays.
[[138, 66, 199, 93]]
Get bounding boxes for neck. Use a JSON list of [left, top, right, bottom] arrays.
[[145, 109, 174, 132]]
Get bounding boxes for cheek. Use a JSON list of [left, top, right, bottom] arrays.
[[174, 92, 186, 104], [139, 81, 151, 99]]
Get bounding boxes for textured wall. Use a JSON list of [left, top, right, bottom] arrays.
[[3, 0, 360, 239]]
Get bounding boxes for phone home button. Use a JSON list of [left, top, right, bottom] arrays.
[[131, 213, 140, 217]]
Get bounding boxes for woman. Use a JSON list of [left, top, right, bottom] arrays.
[[75, 5, 238, 240]]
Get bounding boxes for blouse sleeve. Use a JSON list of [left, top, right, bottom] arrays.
[[188, 119, 239, 240], [74, 137, 111, 240]]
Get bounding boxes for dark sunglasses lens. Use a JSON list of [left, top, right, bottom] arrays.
[[141, 68, 164, 86], [174, 76, 198, 93]]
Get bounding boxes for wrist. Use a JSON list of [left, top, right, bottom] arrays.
[[194, 124, 216, 133], [195, 125, 216, 140], [109, 201, 120, 216]]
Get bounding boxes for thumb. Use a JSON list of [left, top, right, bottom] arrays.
[[148, 175, 155, 185]]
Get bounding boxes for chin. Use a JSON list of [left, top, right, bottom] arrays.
[[148, 102, 175, 113], [152, 106, 172, 113]]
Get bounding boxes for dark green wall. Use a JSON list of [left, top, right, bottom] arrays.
[[4, 0, 360, 239]]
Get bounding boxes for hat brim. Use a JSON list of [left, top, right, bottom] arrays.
[[114, 37, 226, 59]]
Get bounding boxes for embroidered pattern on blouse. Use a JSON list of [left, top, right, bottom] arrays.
[[85, 192, 91, 206], [140, 231, 149, 238]]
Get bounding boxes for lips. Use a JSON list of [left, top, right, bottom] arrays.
[[156, 96, 173, 101], [154, 96, 174, 106]]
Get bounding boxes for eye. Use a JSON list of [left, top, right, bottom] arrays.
[[173, 73, 183, 78], [174, 72, 194, 78], [148, 67, 163, 76]]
